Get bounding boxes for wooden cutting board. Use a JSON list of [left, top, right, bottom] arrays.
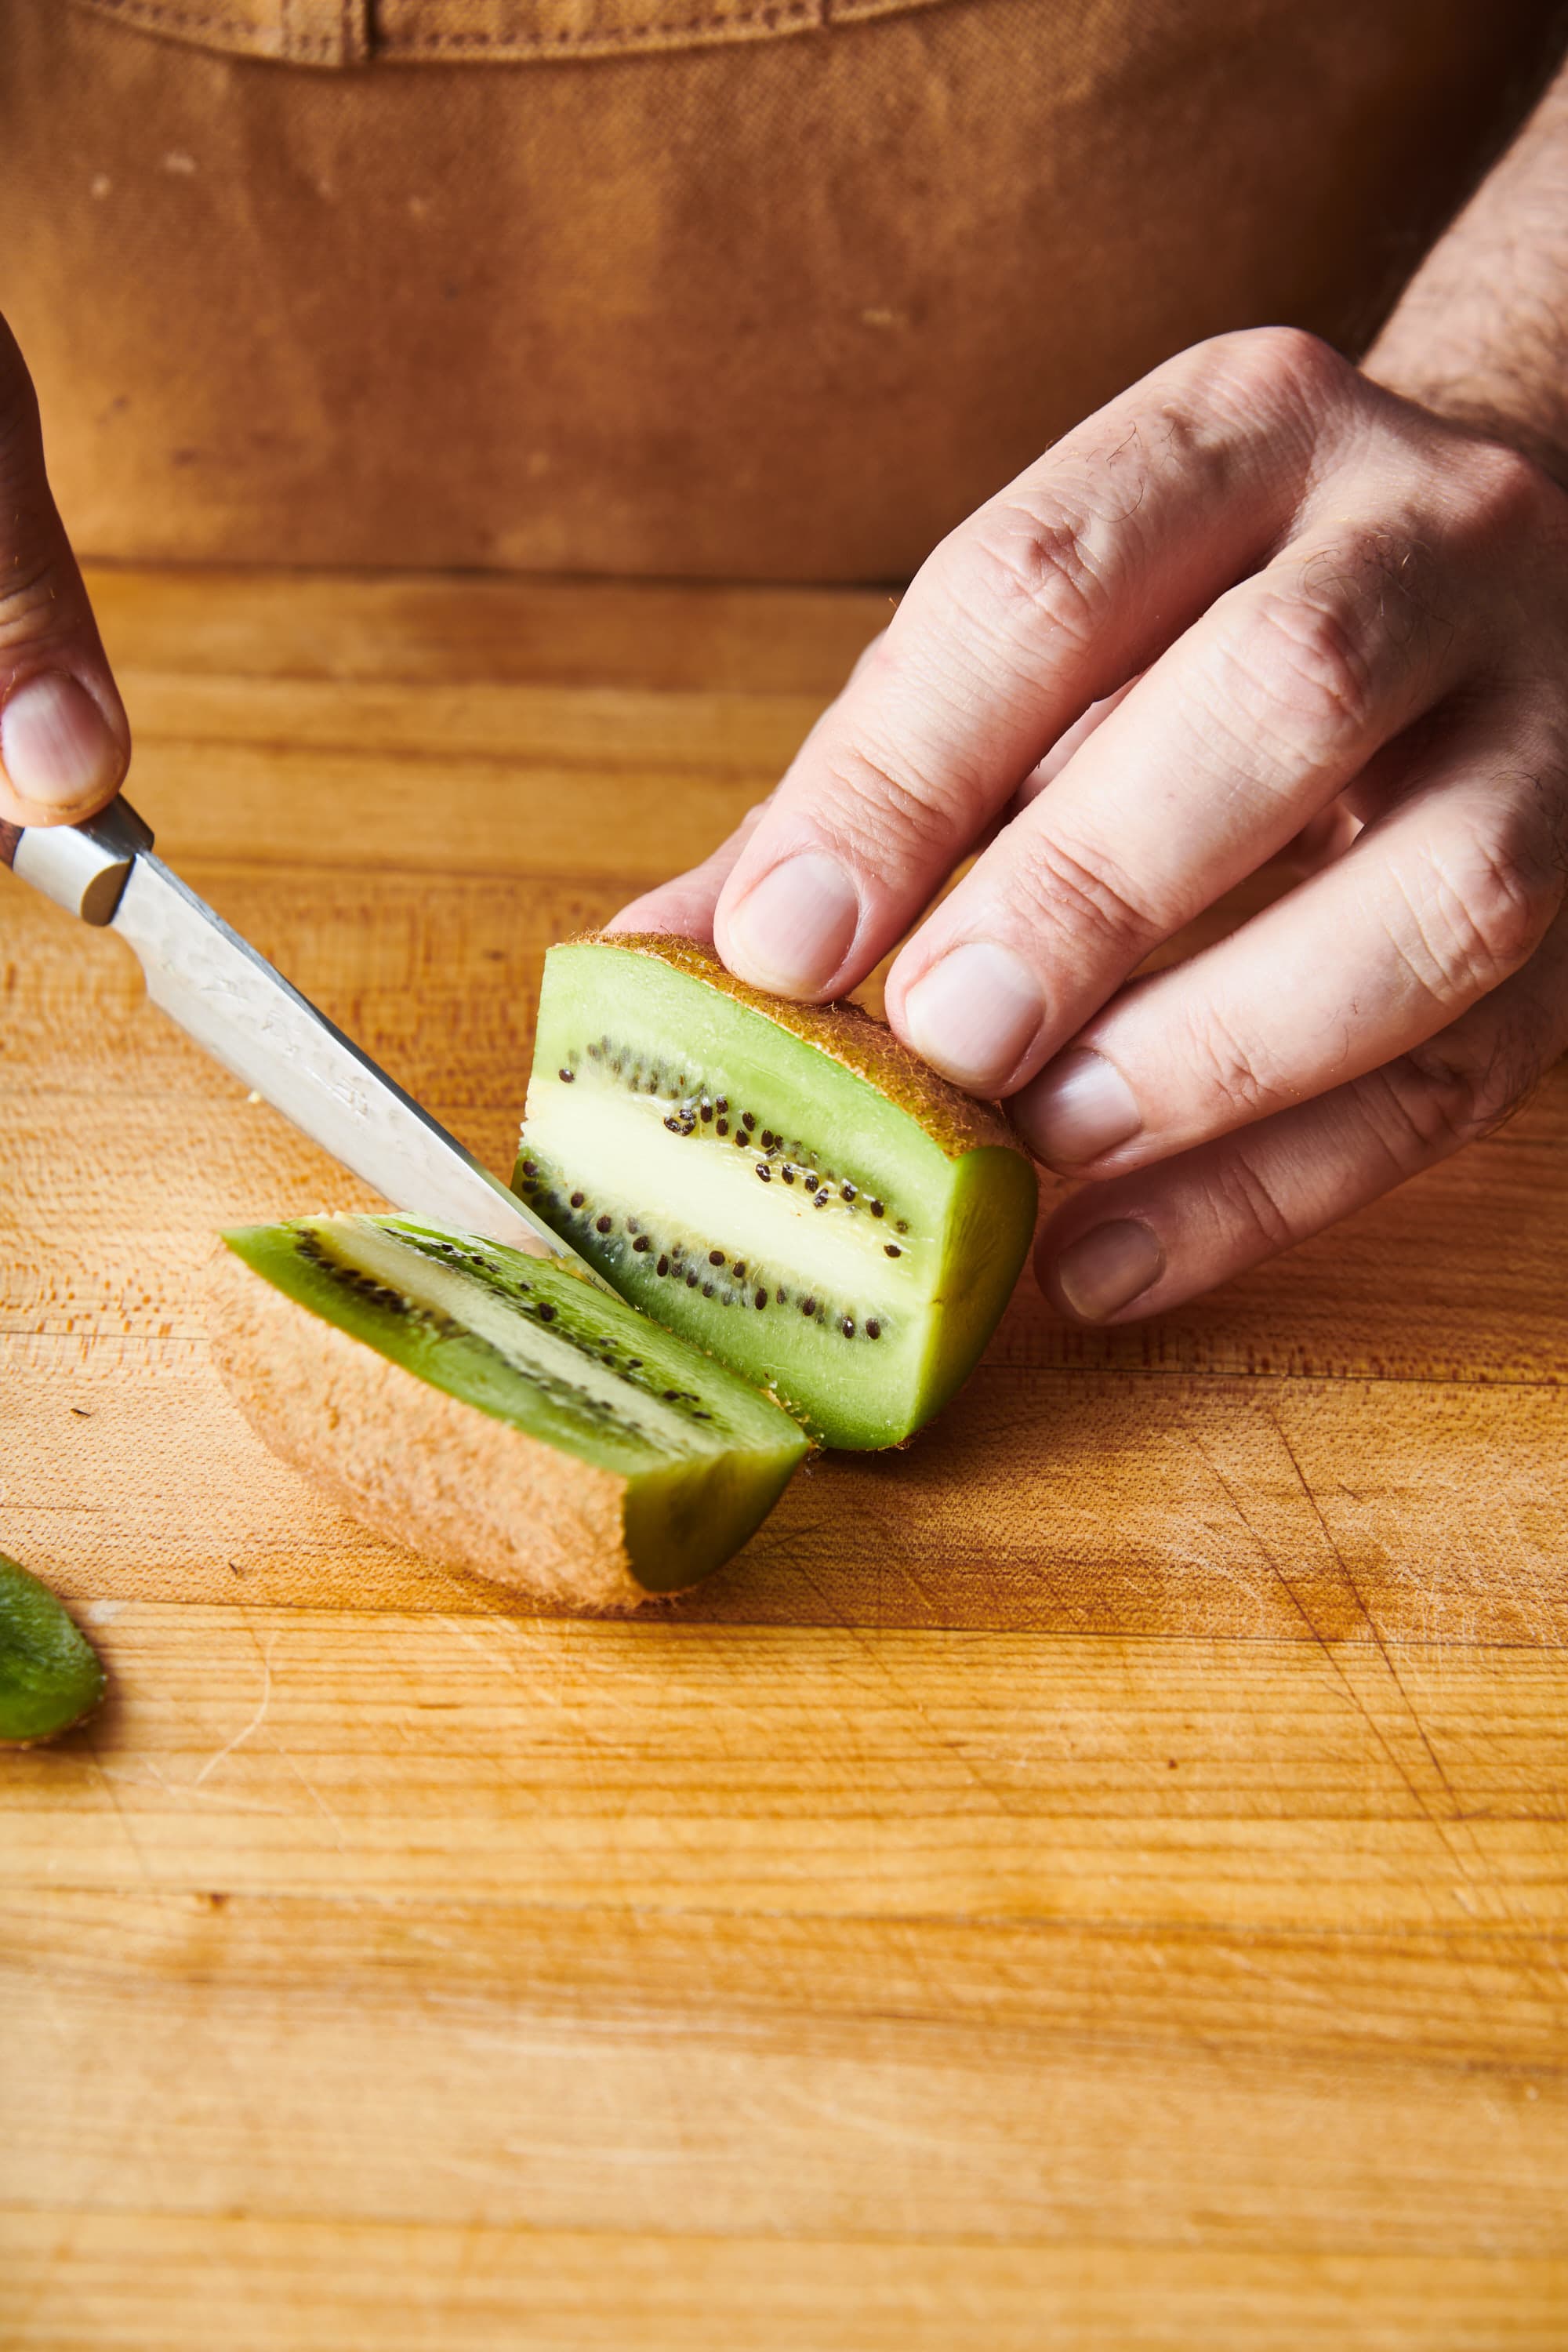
[[2, 566, 1564, 2350]]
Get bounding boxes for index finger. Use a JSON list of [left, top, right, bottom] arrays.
[[713, 330, 1349, 1003]]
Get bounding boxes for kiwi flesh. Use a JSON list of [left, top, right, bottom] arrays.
[[515, 935, 1039, 1449], [0, 1554, 106, 1747], [207, 1215, 811, 1609]]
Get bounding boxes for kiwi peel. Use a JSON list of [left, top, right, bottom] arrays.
[[0, 1554, 107, 1747], [208, 1215, 811, 1608], [516, 934, 1038, 1449]]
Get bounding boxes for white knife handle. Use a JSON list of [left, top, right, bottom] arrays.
[[5, 798, 155, 925]]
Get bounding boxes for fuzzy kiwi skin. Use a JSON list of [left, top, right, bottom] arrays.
[[0, 1555, 107, 1748], [516, 932, 1039, 1447], [204, 1232, 808, 1610]]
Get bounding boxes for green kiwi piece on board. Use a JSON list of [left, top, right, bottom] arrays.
[[0, 1555, 107, 1747], [515, 935, 1040, 1449], [206, 1214, 811, 1609]]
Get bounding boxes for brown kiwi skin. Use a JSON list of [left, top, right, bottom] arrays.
[[588, 934, 1025, 1156], [204, 1243, 665, 1613]]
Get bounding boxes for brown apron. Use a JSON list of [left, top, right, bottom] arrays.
[[1, 0, 1559, 581]]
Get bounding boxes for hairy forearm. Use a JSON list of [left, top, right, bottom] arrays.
[[1366, 48, 1568, 485]]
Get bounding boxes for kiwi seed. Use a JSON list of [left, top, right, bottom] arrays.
[[869, 1201, 885, 1218], [656, 1255, 670, 1276], [842, 1318, 855, 1338], [559, 1068, 575, 1083], [570, 1192, 585, 1208], [633, 1236, 651, 1253], [709, 1250, 724, 1266], [801, 1297, 817, 1318], [754, 1289, 766, 1310], [596, 1216, 612, 1234], [866, 1320, 881, 1340], [742, 1112, 756, 1131], [716, 1119, 729, 1135], [885, 1243, 902, 1258]]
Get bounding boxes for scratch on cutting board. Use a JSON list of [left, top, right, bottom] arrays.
[[191, 1634, 274, 1788], [1189, 1411, 1536, 1955]]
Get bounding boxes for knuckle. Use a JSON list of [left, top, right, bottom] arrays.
[[1198, 325, 1347, 418], [953, 499, 1110, 655], [1368, 1033, 1530, 1163], [1454, 436, 1556, 546], [1007, 828, 1157, 964], [1218, 579, 1381, 768], [1183, 1005, 1281, 1120], [1399, 817, 1563, 1011], [815, 736, 960, 870], [0, 555, 64, 652], [1210, 1147, 1301, 1256]]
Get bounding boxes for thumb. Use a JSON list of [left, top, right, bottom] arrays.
[[0, 315, 129, 829]]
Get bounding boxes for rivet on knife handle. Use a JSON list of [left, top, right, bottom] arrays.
[[9, 798, 155, 926]]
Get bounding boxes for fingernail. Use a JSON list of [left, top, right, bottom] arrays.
[[902, 941, 1043, 1093], [0, 673, 123, 811], [724, 854, 860, 996], [1053, 1218, 1164, 1322], [1020, 1049, 1142, 1167]]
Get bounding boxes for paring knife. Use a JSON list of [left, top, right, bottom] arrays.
[[0, 799, 570, 1258]]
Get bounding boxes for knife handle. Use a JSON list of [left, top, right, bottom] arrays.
[[5, 798, 154, 924]]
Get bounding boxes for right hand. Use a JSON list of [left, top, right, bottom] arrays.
[[0, 313, 129, 833]]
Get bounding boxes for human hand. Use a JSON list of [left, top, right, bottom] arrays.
[[613, 329, 1568, 1323], [0, 314, 129, 848]]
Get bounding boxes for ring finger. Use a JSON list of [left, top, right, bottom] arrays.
[[885, 519, 1475, 1096], [1033, 906, 1568, 1324], [1013, 700, 1566, 1173]]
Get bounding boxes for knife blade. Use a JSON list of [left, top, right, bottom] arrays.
[[2, 798, 572, 1259]]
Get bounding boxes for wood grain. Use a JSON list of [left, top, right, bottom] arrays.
[[1, 564, 1564, 2350]]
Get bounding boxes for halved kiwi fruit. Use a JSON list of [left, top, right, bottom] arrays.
[[0, 1553, 107, 1747], [207, 1215, 811, 1608], [515, 935, 1039, 1448]]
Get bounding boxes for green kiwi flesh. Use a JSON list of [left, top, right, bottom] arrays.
[[210, 1216, 811, 1605], [515, 936, 1039, 1448], [0, 1554, 106, 1746]]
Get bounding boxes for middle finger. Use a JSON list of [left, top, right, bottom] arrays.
[[886, 519, 1473, 1094]]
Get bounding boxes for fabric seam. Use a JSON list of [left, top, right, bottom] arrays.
[[71, 0, 935, 60]]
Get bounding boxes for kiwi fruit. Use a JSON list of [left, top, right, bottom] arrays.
[[206, 1215, 811, 1609], [514, 935, 1039, 1448], [0, 1554, 107, 1747]]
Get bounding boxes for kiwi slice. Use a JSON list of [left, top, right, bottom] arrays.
[[515, 935, 1039, 1449], [207, 1215, 811, 1608], [0, 1554, 106, 1747]]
